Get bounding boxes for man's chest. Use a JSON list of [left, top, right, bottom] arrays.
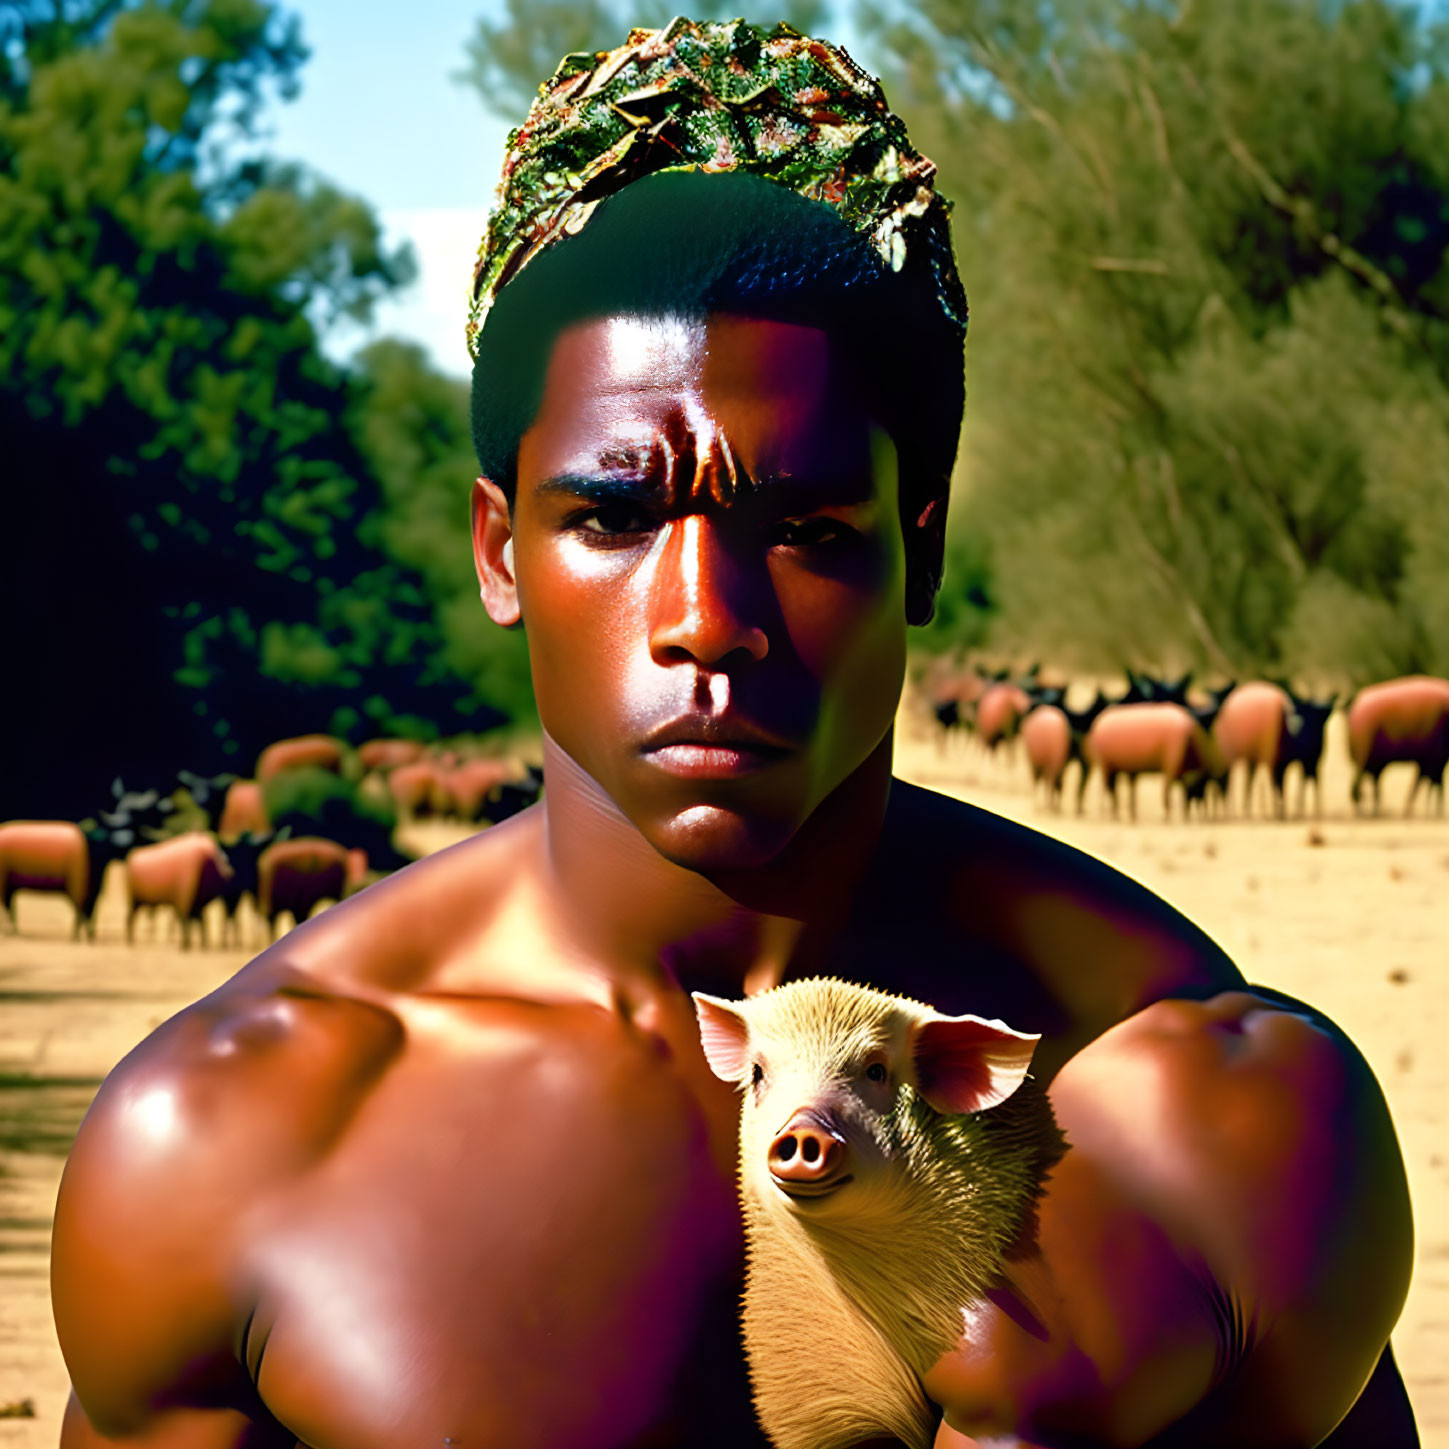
[[234, 1004, 767, 1449]]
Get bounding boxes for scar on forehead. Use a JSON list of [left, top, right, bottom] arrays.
[[596, 445, 649, 472], [609, 411, 753, 508], [692, 426, 745, 507]]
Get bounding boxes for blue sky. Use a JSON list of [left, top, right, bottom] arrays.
[[263, 3, 866, 377], [262, 1, 514, 377]]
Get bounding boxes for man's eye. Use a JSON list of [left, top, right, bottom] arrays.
[[772, 518, 853, 548], [575, 503, 653, 537]]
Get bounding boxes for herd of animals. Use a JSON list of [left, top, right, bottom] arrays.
[[4, 669, 1443, 945], [924, 664, 1449, 820], [0, 733, 543, 946]]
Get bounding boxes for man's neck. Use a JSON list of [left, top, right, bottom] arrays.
[[537, 731, 897, 999]]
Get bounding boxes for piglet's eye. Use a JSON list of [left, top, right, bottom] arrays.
[[865, 1062, 888, 1083], [751, 1062, 764, 1087]]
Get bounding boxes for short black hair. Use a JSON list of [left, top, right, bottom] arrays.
[[470, 169, 964, 548]]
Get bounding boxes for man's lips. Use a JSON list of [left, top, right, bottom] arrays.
[[639, 714, 799, 777], [641, 713, 799, 754]]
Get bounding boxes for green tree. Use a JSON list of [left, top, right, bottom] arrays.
[[349, 338, 537, 727], [458, 0, 833, 123], [859, 0, 1449, 682], [0, 0, 502, 819]]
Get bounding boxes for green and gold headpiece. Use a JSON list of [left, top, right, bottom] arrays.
[[467, 15, 965, 359]]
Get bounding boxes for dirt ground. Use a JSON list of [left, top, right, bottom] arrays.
[[1, 709, 1445, 1446]]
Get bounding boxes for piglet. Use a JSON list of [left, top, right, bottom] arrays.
[[693, 976, 1057, 1449]]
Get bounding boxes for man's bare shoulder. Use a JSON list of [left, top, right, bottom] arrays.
[[1044, 992, 1414, 1445], [274, 806, 553, 997], [58, 810, 553, 1241], [924, 992, 1413, 1447], [52, 813, 548, 1433], [881, 780, 1242, 1050], [51, 952, 406, 1434]]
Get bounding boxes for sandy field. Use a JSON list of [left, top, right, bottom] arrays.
[[1, 708, 1445, 1446]]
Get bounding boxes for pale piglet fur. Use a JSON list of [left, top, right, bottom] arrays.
[[694, 977, 1061, 1449]]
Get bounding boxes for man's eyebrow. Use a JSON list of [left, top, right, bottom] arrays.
[[535, 470, 875, 510], [535, 473, 662, 504]]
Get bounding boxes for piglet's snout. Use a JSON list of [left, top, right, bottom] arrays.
[[768, 1110, 849, 1191]]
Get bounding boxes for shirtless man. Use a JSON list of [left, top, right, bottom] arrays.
[[52, 20, 1415, 1449]]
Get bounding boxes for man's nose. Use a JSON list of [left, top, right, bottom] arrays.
[[649, 514, 769, 668]]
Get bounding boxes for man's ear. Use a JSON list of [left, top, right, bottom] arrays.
[[472, 476, 521, 627], [905, 492, 948, 628]]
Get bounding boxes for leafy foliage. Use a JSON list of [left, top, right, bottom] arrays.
[[459, 0, 1449, 684], [859, 0, 1449, 682], [349, 338, 538, 727], [0, 0, 507, 819], [457, 0, 832, 124]]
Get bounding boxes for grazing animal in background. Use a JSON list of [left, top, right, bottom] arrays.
[[1085, 703, 1226, 820], [1185, 680, 1236, 727], [0, 821, 124, 939], [1015, 687, 1085, 811], [1178, 685, 1236, 821], [443, 757, 516, 822], [356, 738, 427, 773], [692, 978, 1056, 1449], [387, 758, 449, 819], [1055, 692, 1113, 815], [217, 779, 269, 841], [480, 764, 545, 824], [973, 681, 1030, 756], [1020, 705, 1074, 812], [1119, 668, 1194, 706], [1107, 673, 1147, 708], [1213, 682, 1290, 817], [1347, 675, 1449, 815], [175, 770, 237, 832], [217, 830, 278, 947], [124, 832, 233, 950], [255, 734, 346, 782], [931, 694, 961, 741], [953, 668, 990, 729], [925, 663, 986, 750], [257, 836, 363, 939], [1215, 683, 1336, 818], [1279, 693, 1337, 818]]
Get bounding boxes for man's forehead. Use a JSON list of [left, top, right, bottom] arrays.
[[553, 315, 704, 391], [520, 311, 879, 495], [544, 313, 839, 400]]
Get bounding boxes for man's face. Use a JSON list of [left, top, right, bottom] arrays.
[[482, 312, 909, 872]]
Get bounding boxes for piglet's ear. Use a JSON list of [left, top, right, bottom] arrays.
[[691, 993, 752, 1083], [910, 1014, 1041, 1115]]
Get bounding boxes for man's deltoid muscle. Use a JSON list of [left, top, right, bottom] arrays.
[[52, 17, 1415, 1449]]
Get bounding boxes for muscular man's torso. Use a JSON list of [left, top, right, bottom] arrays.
[[223, 989, 753, 1448], [53, 783, 1402, 1448]]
